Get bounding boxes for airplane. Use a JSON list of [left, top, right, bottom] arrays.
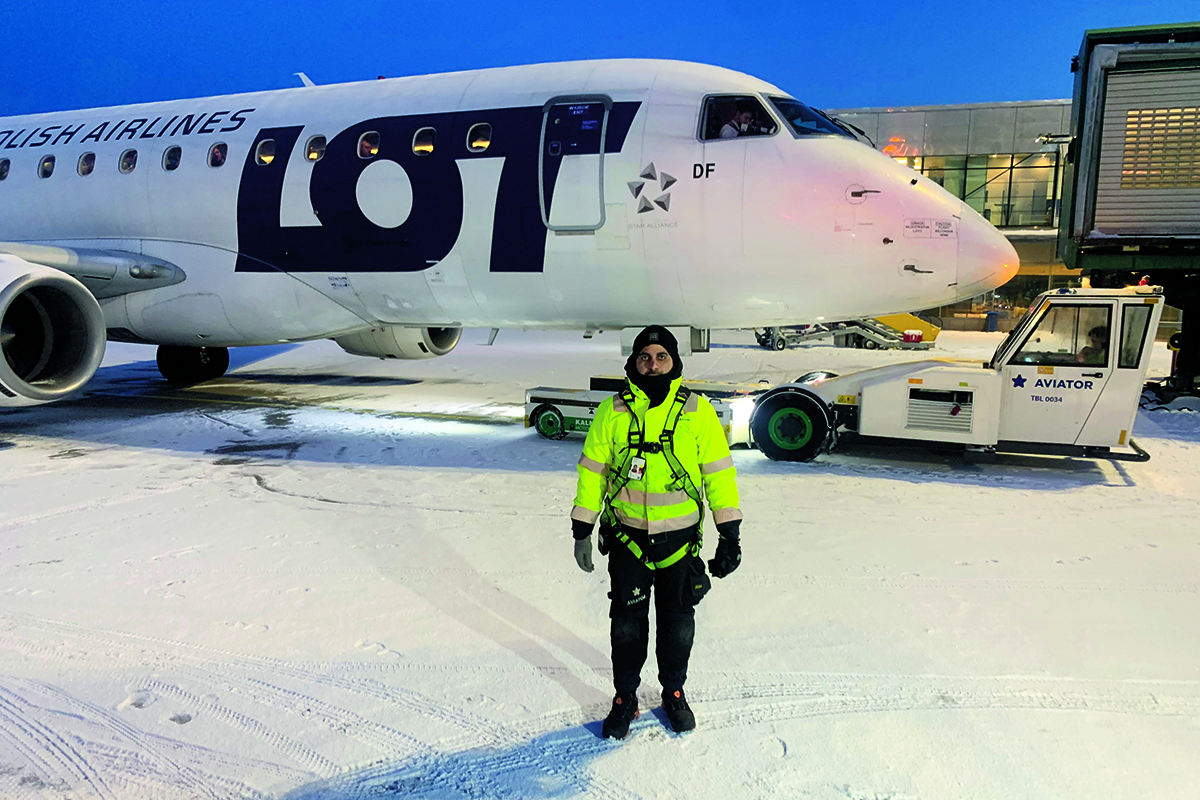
[[0, 59, 1018, 408]]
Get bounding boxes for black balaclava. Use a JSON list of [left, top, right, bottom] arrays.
[[624, 325, 683, 408]]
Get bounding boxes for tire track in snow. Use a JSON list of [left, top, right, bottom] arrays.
[[1, 615, 638, 800], [0, 481, 197, 532], [127, 677, 339, 776], [24, 680, 245, 800], [0, 684, 110, 799]]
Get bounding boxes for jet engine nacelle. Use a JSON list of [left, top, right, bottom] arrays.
[[0, 255, 107, 407], [333, 326, 462, 360]]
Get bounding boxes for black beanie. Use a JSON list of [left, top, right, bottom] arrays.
[[624, 325, 683, 407]]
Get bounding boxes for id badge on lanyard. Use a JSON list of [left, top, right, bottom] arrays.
[[627, 456, 647, 481]]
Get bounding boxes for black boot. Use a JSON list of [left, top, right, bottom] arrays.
[[601, 692, 639, 739], [662, 688, 695, 733]]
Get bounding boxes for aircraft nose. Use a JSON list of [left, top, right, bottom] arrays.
[[956, 208, 1019, 296]]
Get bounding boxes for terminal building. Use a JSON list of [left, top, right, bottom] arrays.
[[827, 99, 1181, 334]]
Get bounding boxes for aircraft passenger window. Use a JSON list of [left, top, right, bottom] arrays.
[[208, 143, 228, 168], [305, 135, 326, 162], [1011, 305, 1111, 367], [78, 152, 96, 176], [467, 123, 491, 153], [119, 149, 138, 174], [358, 131, 379, 159], [0, 159, 8, 181], [701, 95, 777, 141], [162, 146, 182, 171], [412, 127, 435, 156], [255, 139, 276, 166], [38, 155, 55, 179]]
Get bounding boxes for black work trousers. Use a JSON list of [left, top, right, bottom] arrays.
[[606, 525, 702, 694]]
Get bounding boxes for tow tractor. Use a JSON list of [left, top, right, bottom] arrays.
[[750, 286, 1165, 462], [526, 376, 767, 446]]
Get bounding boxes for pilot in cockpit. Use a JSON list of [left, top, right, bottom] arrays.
[[720, 100, 756, 139]]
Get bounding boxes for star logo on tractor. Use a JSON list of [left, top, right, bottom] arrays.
[[631, 587, 641, 597], [627, 162, 676, 214], [1012, 374, 1027, 388]]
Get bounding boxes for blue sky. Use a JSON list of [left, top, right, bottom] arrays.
[[0, 0, 1195, 115]]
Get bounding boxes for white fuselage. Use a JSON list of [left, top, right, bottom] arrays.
[[0, 59, 1018, 348]]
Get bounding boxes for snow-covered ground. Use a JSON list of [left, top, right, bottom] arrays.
[[2, 329, 1198, 800]]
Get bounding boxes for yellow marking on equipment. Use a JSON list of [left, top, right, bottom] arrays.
[[837, 394, 858, 405], [908, 378, 923, 385], [959, 382, 969, 387], [1119, 429, 1128, 445], [1145, 298, 1159, 304], [875, 313, 941, 342], [1038, 366, 1055, 375]]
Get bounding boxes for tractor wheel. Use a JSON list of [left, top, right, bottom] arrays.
[[751, 392, 830, 462], [532, 404, 569, 440]]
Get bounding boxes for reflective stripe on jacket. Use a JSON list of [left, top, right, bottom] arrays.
[[572, 377, 742, 533]]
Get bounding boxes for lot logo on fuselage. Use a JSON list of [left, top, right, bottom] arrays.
[[234, 103, 639, 275]]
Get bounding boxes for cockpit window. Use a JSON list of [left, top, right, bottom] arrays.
[[767, 96, 853, 139], [701, 96, 777, 141]]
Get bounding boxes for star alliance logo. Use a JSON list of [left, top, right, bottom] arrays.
[[1012, 374, 1027, 388], [628, 163, 675, 214], [631, 586, 642, 597]]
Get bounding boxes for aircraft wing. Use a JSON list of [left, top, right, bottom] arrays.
[[0, 242, 185, 299]]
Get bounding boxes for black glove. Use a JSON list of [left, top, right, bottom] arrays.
[[708, 520, 741, 579]]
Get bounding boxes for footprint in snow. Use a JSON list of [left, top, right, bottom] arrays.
[[118, 690, 154, 710], [355, 639, 402, 659]]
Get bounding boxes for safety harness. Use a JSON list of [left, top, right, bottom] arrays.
[[602, 386, 705, 570]]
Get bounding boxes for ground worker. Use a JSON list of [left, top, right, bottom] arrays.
[[570, 325, 743, 739]]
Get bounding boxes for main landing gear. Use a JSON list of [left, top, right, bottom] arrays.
[[156, 345, 229, 385]]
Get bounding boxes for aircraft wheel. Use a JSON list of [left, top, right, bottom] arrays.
[[751, 392, 829, 462], [532, 404, 568, 440], [156, 346, 230, 385], [772, 335, 787, 351]]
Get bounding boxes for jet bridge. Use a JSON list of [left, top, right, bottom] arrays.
[[1058, 23, 1200, 396]]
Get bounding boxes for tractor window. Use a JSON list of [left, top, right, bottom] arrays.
[[701, 95, 777, 141], [1118, 304, 1153, 369], [1011, 304, 1111, 367]]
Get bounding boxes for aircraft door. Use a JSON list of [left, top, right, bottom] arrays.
[[540, 95, 612, 231], [998, 302, 1115, 445]]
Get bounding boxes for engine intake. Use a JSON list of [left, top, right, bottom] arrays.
[[333, 326, 461, 360], [0, 255, 107, 407]]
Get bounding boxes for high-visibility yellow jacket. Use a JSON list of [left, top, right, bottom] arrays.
[[572, 378, 742, 534]]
